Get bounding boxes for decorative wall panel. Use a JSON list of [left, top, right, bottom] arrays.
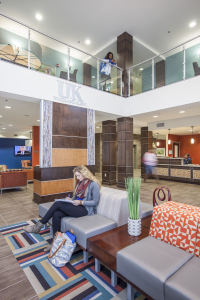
[[193, 170, 200, 180], [87, 109, 95, 165], [43, 100, 52, 167], [154, 167, 169, 176], [171, 168, 190, 178]]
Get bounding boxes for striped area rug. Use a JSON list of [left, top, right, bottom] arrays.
[[0, 220, 147, 300]]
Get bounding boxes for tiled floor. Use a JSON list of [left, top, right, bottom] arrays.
[[0, 175, 199, 299]]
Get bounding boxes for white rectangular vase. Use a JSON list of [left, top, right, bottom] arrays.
[[128, 217, 141, 236]]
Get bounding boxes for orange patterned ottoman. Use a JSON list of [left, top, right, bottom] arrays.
[[149, 201, 200, 256]]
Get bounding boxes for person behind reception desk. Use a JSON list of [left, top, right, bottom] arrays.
[[183, 153, 192, 165]]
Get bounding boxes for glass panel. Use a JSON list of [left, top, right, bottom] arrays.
[[154, 56, 165, 89], [30, 30, 67, 77], [0, 15, 29, 68], [98, 59, 121, 95], [185, 37, 200, 79], [130, 60, 152, 96], [165, 46, 183, 85], [82, 55, 98, 89]]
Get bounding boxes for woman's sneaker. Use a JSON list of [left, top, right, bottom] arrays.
[[23, 221, 43, 234]]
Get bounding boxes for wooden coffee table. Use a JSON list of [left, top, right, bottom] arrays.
[[87, 215, 153, 300]]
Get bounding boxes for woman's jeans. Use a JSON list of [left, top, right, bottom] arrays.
[[40, 201, 87, 235]]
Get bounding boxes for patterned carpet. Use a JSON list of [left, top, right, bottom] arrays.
[[0, 220, 147, 300]]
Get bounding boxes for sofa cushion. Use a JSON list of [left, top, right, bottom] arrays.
[[165, 256, 200, 300], [117, 236, 192, 300], [63, 214, 117, 249]]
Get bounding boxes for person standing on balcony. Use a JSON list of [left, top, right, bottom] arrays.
[[100, 52, 117, 91]]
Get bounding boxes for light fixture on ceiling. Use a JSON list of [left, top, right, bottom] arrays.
[[189, 129, 193, 131], [37, 120, 40, 122], [179, 111, 185, 113], [156, 133, 159, 146], [190, 21, 196, 28], [85, 39, 91, 45], [140, 68, 143, 71], [168, 129, 171, 144], [92, 76, 95, 78], [5, 106, 11, 109], [191, 126, 194, 144], [96, 127, 100, 129], [36, 14, 42, 20], [111, 81, 113, 83], [0, 115, 2, 117], [153, 116, 158, 118], [9, 124, 13, 126], [2, 128, 6, 129]]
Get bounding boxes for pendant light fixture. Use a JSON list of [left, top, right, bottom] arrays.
[[156, 133, 159, 146], [168, 129, 171, 144], [191, 126, 194, 144]]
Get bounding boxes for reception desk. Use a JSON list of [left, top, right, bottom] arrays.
[[156, 157, 200, 184]]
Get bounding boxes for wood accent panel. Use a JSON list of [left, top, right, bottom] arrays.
[[32, 126, 39, 167], [95, 133, 102, 173], [117, 32, 133, 97], [34, 165, 95, 181], [102, 120, 117, 185], [83, 63, 91, 87], [52, 149, 88, 167], [52, 102, 87, 137], [33, 191, 73, 204], [156, 60, 165, 88], [117, 117, 133, 188], [52, 136, 87, 149], [34, 179, 74, 196]]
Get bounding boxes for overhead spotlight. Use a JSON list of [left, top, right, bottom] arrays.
[[9, 125, 13, 126], [190, 21, 196, 27], [37, 120, 40, 122], [85, 39, 91, 45], [191, 126, 194, 144], [179, 111, 185, 113], [153, 116, 158, 118], [36, 14, 42, 20], [168, 129, 171, 144], [140, 68, 143, 71], [5, 106, 11, 109]]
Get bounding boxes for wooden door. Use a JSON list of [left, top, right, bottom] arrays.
[[173, 142, 180, 158]]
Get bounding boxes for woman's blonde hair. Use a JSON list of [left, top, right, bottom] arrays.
[[73, 165, 101, 194]]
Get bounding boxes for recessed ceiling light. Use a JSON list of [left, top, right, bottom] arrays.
[[92, 76, 95, 78], [179, 111, 185, 113], [9, 125, 13, 126], [153, 116, 158, 118], [85, 39, 91, 45], [36, 14, 42, 20], [37, 120, 40, 122], [2, 128, 6, 129], [111, 81, 113, 83], [190, 21, 196, 27], [140, 68, 143, 71], [0, 115, 2, 117], [96, 127, 100, 129], [5, 106, 11, 109], [189, 130, 193, 131]]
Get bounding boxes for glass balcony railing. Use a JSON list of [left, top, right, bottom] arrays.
[[127, 33, 200, 96], [0, 13, 123, 96]]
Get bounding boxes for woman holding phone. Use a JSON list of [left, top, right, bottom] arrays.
[[23, 165, 101, 252]]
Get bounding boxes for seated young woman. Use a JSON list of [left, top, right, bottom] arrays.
[[23, 165, 101, 252]]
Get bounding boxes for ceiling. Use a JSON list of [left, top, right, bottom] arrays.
[[0, 97, 40, 137], [1, 0, 200, 63]]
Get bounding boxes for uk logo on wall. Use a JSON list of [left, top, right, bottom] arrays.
[[53, 80, 87, 107]]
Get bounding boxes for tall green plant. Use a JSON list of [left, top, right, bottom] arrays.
[[125, 177, 141, 220]]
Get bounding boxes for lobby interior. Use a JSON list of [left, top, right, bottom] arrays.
[[1, 1, 200, 300]]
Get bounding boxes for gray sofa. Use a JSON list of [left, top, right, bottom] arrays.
[[39, 186, 153, 263], [117, 235, 200, 300]]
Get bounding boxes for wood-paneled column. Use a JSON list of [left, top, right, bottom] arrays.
[[102, 120, 117, 185], [83, 63, 91, 87], [117, 117, 133, 188], [117, 32, 133, 97], [141, 127, 153, 178]]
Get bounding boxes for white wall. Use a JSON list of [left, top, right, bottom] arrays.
[[0, 61, 126, 116]]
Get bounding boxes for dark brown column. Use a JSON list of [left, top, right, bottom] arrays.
[[102, 120, 117, 185], [141, 127, 153, 178], [156, 60, 165, 88], [117, 32, 133, 97], [117, 117, 133, 188], [83, 63, 91, 87]]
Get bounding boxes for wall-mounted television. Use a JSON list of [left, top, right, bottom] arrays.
[[14, 146, 32, 156]]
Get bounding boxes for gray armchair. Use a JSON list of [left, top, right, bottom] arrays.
[[60, 69, 78, 82], [193, 62, 200, 76]]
